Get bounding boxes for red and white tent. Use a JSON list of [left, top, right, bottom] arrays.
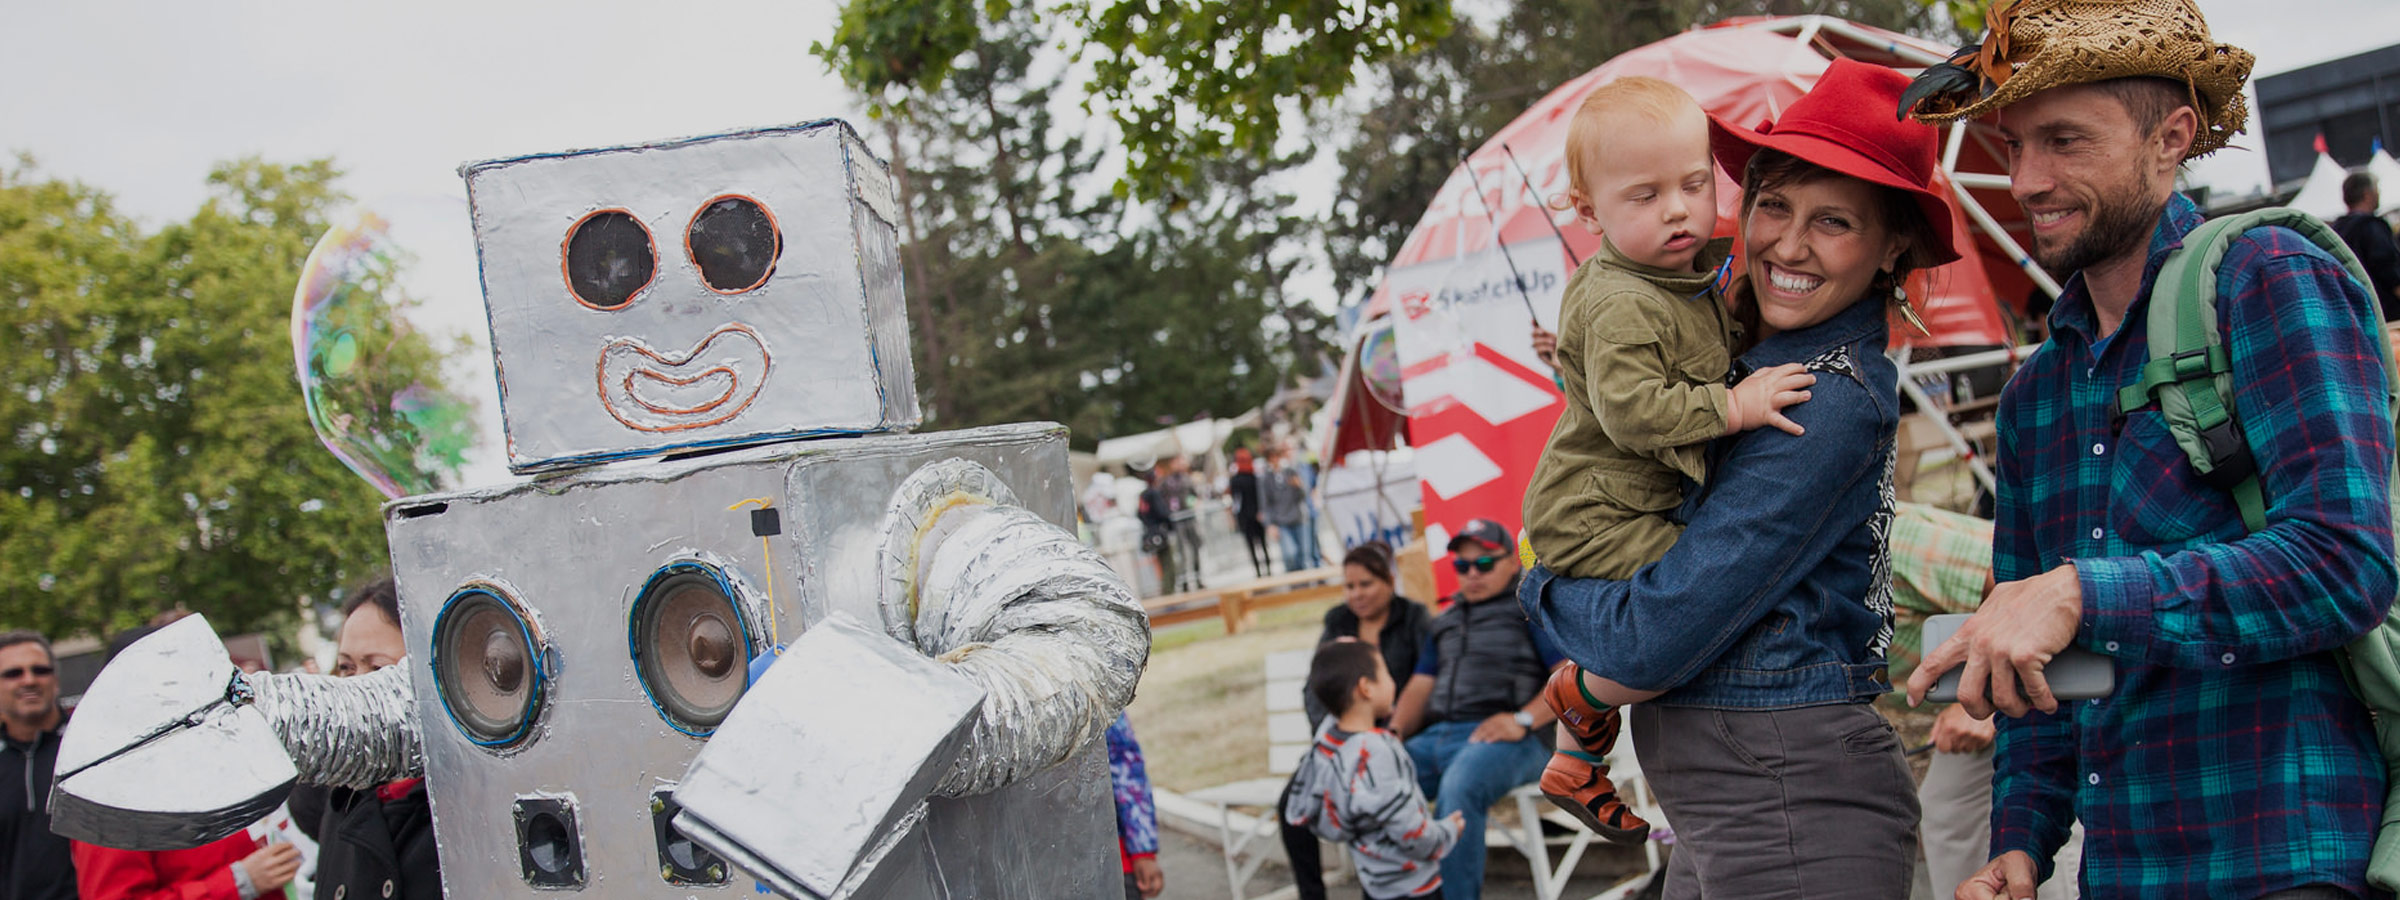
[[1330, 15, 2049, 594]]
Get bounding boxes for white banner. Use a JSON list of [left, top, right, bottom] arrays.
[[1321, 451, 1422, 552]]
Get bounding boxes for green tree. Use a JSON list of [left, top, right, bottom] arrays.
[[882, 14, 1304, 448], [0, 160, 462, 639], [818, 0, 1452, 200]]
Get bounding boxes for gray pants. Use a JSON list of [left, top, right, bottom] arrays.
[[1633, 703, 1920, 900], [1917, 748, 2081, 900]]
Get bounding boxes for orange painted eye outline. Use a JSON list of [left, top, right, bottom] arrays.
[[561, 208, 657, 311], [684, 194, 781, 295]]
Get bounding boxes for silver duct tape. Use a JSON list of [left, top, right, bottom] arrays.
[[385, 426, 1124, 897], [672, 614, 982, 899], [461, 119, 920, 473], [242, 661, 424, 789], [910, 502, 1150, 797], [874, 457, 1023, 644]]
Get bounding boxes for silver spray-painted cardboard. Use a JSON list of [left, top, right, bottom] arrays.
[[383, 424, 1124, 899], [464, 120, 919, 473]]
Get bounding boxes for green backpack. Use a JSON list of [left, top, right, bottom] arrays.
[[2115, 206, 2400, 890]]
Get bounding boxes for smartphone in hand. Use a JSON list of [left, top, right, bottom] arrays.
[[1915, 613, 2115, 705]]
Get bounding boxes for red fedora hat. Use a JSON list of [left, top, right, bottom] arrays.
[[1710, 58, 1960, 266]]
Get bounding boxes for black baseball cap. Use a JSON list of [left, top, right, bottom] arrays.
[[1446, 518, 1512, 554]]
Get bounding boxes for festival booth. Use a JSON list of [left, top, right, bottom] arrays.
[[1327, 15, 2052, 594]]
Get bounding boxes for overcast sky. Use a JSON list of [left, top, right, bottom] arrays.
[[14, 1, 2398, 229], [7, 0, 2397, 486]]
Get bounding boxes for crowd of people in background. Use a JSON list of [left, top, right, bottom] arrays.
[[1132, 441, 1329, 596]]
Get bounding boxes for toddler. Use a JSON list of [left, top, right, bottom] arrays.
[[1283, 641, 1463, 900], [1521, 76, 1814, 842]]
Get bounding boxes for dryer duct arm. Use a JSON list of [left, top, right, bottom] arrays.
[[906, 499, 1151, 797]]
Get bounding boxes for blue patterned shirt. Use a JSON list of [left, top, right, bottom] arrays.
[[1990, 193, 2395, 899], [1105, 713, 1160, 860]]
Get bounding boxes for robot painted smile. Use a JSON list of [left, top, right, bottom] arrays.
[[596, 322, 771, 433]]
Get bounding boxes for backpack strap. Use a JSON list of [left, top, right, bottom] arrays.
[[2115, 207, 2395, 534]]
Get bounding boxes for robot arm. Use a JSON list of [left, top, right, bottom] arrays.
[[908, 500, 1150, 797], [49, 616, 422, 852], [241, 662, 422, 789], [674, 458, 1151, 899]]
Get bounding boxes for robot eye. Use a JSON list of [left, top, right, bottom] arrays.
[[685, 196, 779, 293], [630, 563, 757, 735], [562, 209, 657, 310], [432, 585, 548, 747]]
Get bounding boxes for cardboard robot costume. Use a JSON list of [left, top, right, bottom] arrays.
[[52, 120, 1153, 900]]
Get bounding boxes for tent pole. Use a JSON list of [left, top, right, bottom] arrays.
[[1892, 359, 2000, 495], [1948, 181, 2065, 300]]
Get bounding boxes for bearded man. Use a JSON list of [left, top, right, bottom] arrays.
[[1901, 2, 2397, 899], [2, 630, 76, 900]]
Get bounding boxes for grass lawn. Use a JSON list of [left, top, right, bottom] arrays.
[[1125, 601, 1332, 793]]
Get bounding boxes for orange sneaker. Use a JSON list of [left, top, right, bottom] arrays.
[[1541, 751, 1650, 844], [1542, 665, 1619, 756]]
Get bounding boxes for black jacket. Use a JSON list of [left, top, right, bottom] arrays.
[[1303, 595, 1433, 728], [1422, 577, 1550, 725], [2333, 212, 2400, 320], [297, 781, 440, 900], [1227, 471, 1263, 524], [1, 717, 74, 900]]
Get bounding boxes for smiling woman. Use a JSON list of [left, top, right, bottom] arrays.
[[1520, 59, 1958, 898]]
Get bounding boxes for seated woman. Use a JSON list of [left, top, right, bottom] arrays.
[[1521, 59, 1956, 899]]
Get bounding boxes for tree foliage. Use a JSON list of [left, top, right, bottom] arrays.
[[887, 16, 1302, 445], [818, 0, 1453, 200], [0, 160, 458, 639]]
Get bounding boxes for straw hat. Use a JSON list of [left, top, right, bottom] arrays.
[[1711, 59, 1962, 266], [1902, 0, 2254, 158]]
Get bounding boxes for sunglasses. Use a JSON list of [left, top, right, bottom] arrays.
[[0, 665, 55, 680], [1452, 555, 1502, 574]]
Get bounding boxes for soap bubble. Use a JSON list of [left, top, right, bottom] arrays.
[[1359, 308, 1459, 417], [292, 204, 483, 499]]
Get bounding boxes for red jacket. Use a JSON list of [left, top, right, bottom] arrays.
[[73, 832, 286, 900]]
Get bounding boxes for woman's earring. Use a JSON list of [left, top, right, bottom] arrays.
[[1891, 274, 1932, 336]]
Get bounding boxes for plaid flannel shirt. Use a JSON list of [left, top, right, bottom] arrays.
[[1990, 193, 2396, 899]]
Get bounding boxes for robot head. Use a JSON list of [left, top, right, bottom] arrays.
[[463, 120, 919, 473]]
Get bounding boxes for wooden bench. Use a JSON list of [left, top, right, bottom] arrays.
[[1216, 566, 1344, 634], [1137, 567, 1346, 634], [1143, 586, 1230, 629]]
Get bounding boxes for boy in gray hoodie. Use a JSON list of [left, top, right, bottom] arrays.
[[1283, 641, 1463, 899]]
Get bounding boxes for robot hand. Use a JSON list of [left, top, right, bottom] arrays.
[[672, 459, 1150, 900], [49, 615, 422, 851], [672, 614, 983, 900]]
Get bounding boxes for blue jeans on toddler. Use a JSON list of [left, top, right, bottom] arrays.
[[1403, 719, 1548, 900]]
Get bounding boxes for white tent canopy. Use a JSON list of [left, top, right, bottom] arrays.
[[1091, 410, 1262, 471], [2371, 148, 2400, 215], [2291, 151, 2355, 220]]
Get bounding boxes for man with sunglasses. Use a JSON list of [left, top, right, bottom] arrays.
[[1, 630, 76, 900], [1389, 519, 1564, 899]]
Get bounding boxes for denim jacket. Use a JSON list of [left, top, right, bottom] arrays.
[[1520, 295, 1899, 710]]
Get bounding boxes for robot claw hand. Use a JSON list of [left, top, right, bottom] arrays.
[[49, 615, 422, 851]]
